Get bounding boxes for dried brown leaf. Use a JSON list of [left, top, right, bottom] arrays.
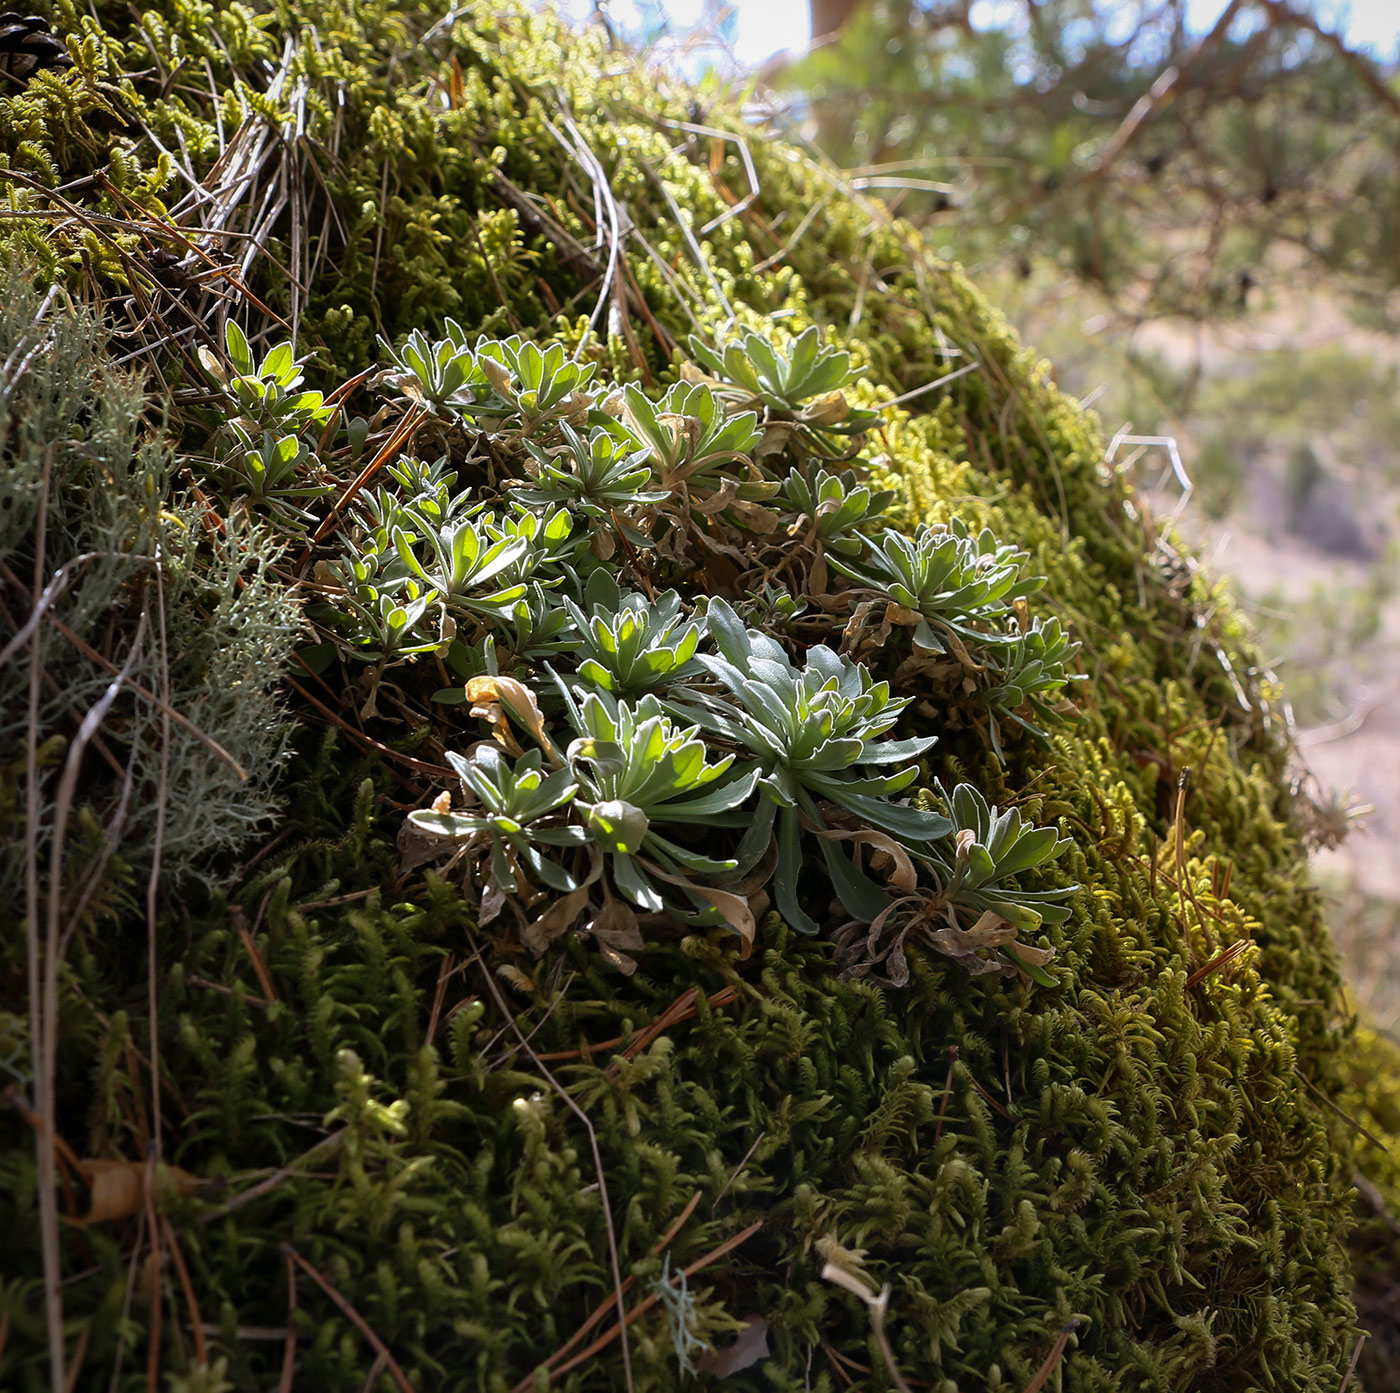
[[466, 675, 555, 756], [197, 346, 227, 385], [815, 828, 917, 892], [479, 879, 508, 926], [693, 1318, 771, 1376], [70, 1159, 204, 1226], [479, 355, 513, 397], [803, 390, 850, 425], [521, 887, 590, 955], [691, 479, 738, 515], [397, 814, 466, 874], [639, 858, 757, 953], [589, 891, 645, 975], [753, 422, 795, 459], [727, 499, 780, 534], [1007, 941, 1056, 971]]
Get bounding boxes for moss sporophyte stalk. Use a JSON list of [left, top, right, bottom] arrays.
[[0, 1, 1382, 1390]]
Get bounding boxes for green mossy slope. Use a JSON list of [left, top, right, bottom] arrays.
[[0, 2, 1369, 1390]]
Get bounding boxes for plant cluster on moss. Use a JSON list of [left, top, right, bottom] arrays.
[[196, 312, 1079, 981]]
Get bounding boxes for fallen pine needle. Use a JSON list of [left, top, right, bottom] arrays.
[[282, 1244, 414, 1393], [513, 1219, 763, 1391], [1021, 1319, 1084, 1393]]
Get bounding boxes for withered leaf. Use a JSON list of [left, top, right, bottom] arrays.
[[691, 480, 738, 515], [478, 355, 513, 397], [803, 390, 851, 425], [589, 891, 645, 975], [196, 346, 227, 386], [693, 1318, 771, 1376], [639, 859, 757, 953], [521, 886, 591, 955], [398, 814, 463, 874], [466, 675, 554, 756], [727, 499, 781, 534], [926, 909, 1020, 977], [815, 828, 917, 892], [479, 878, 507, 926], [69, 1159, 205, 1226]]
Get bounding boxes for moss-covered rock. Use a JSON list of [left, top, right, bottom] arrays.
[[0, 2, 1375, 1390]]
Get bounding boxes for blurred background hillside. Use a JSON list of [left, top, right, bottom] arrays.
[[575, 0, 1400, 1025]]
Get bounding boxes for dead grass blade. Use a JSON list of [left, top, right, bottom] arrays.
[[1336, 1332, 1367, 1393], [819, 1265, 913, 1393]]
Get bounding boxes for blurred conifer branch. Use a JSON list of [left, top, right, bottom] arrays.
[[783, 0, 1400, 325]]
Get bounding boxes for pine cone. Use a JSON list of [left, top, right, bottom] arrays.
[[0, 14, 73, 84]]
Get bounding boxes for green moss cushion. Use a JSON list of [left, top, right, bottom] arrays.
[[0, 2, 1368, 1389]]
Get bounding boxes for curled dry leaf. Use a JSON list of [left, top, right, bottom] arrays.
[[836, 894, 1055, 986], [640, 858, 757, 954], [479, 878, 508, 926], [804, 390, 851, 425], [197, 346, 228, 386], [466, 675, 555, 757], [69, 1159, 205, 1226], [521, 887, 591, 955], [588, 890, 645, 975], [833, 892, 920, 986], [520, 849, 603, 955], [397, 373, 429, 407], [727, 499, 781, 534], [467, 696, 522, 755], [478, 355, 513, 398], [693, 1318, 771, 1377], [884, 601, 922, 627], [813, 827, 918, 893], [927, 909, 1023, 978], [692, 479, 739, 515], [398, 813, 462, 874], [938, 624, 986, 672], [562, 391, 592, 426], [1003, 940, 1057, 979], [753, 422, 795, 459], [653, 411, 701, 451]]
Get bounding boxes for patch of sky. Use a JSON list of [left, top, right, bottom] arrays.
[[563, 0, 1398, 69]]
